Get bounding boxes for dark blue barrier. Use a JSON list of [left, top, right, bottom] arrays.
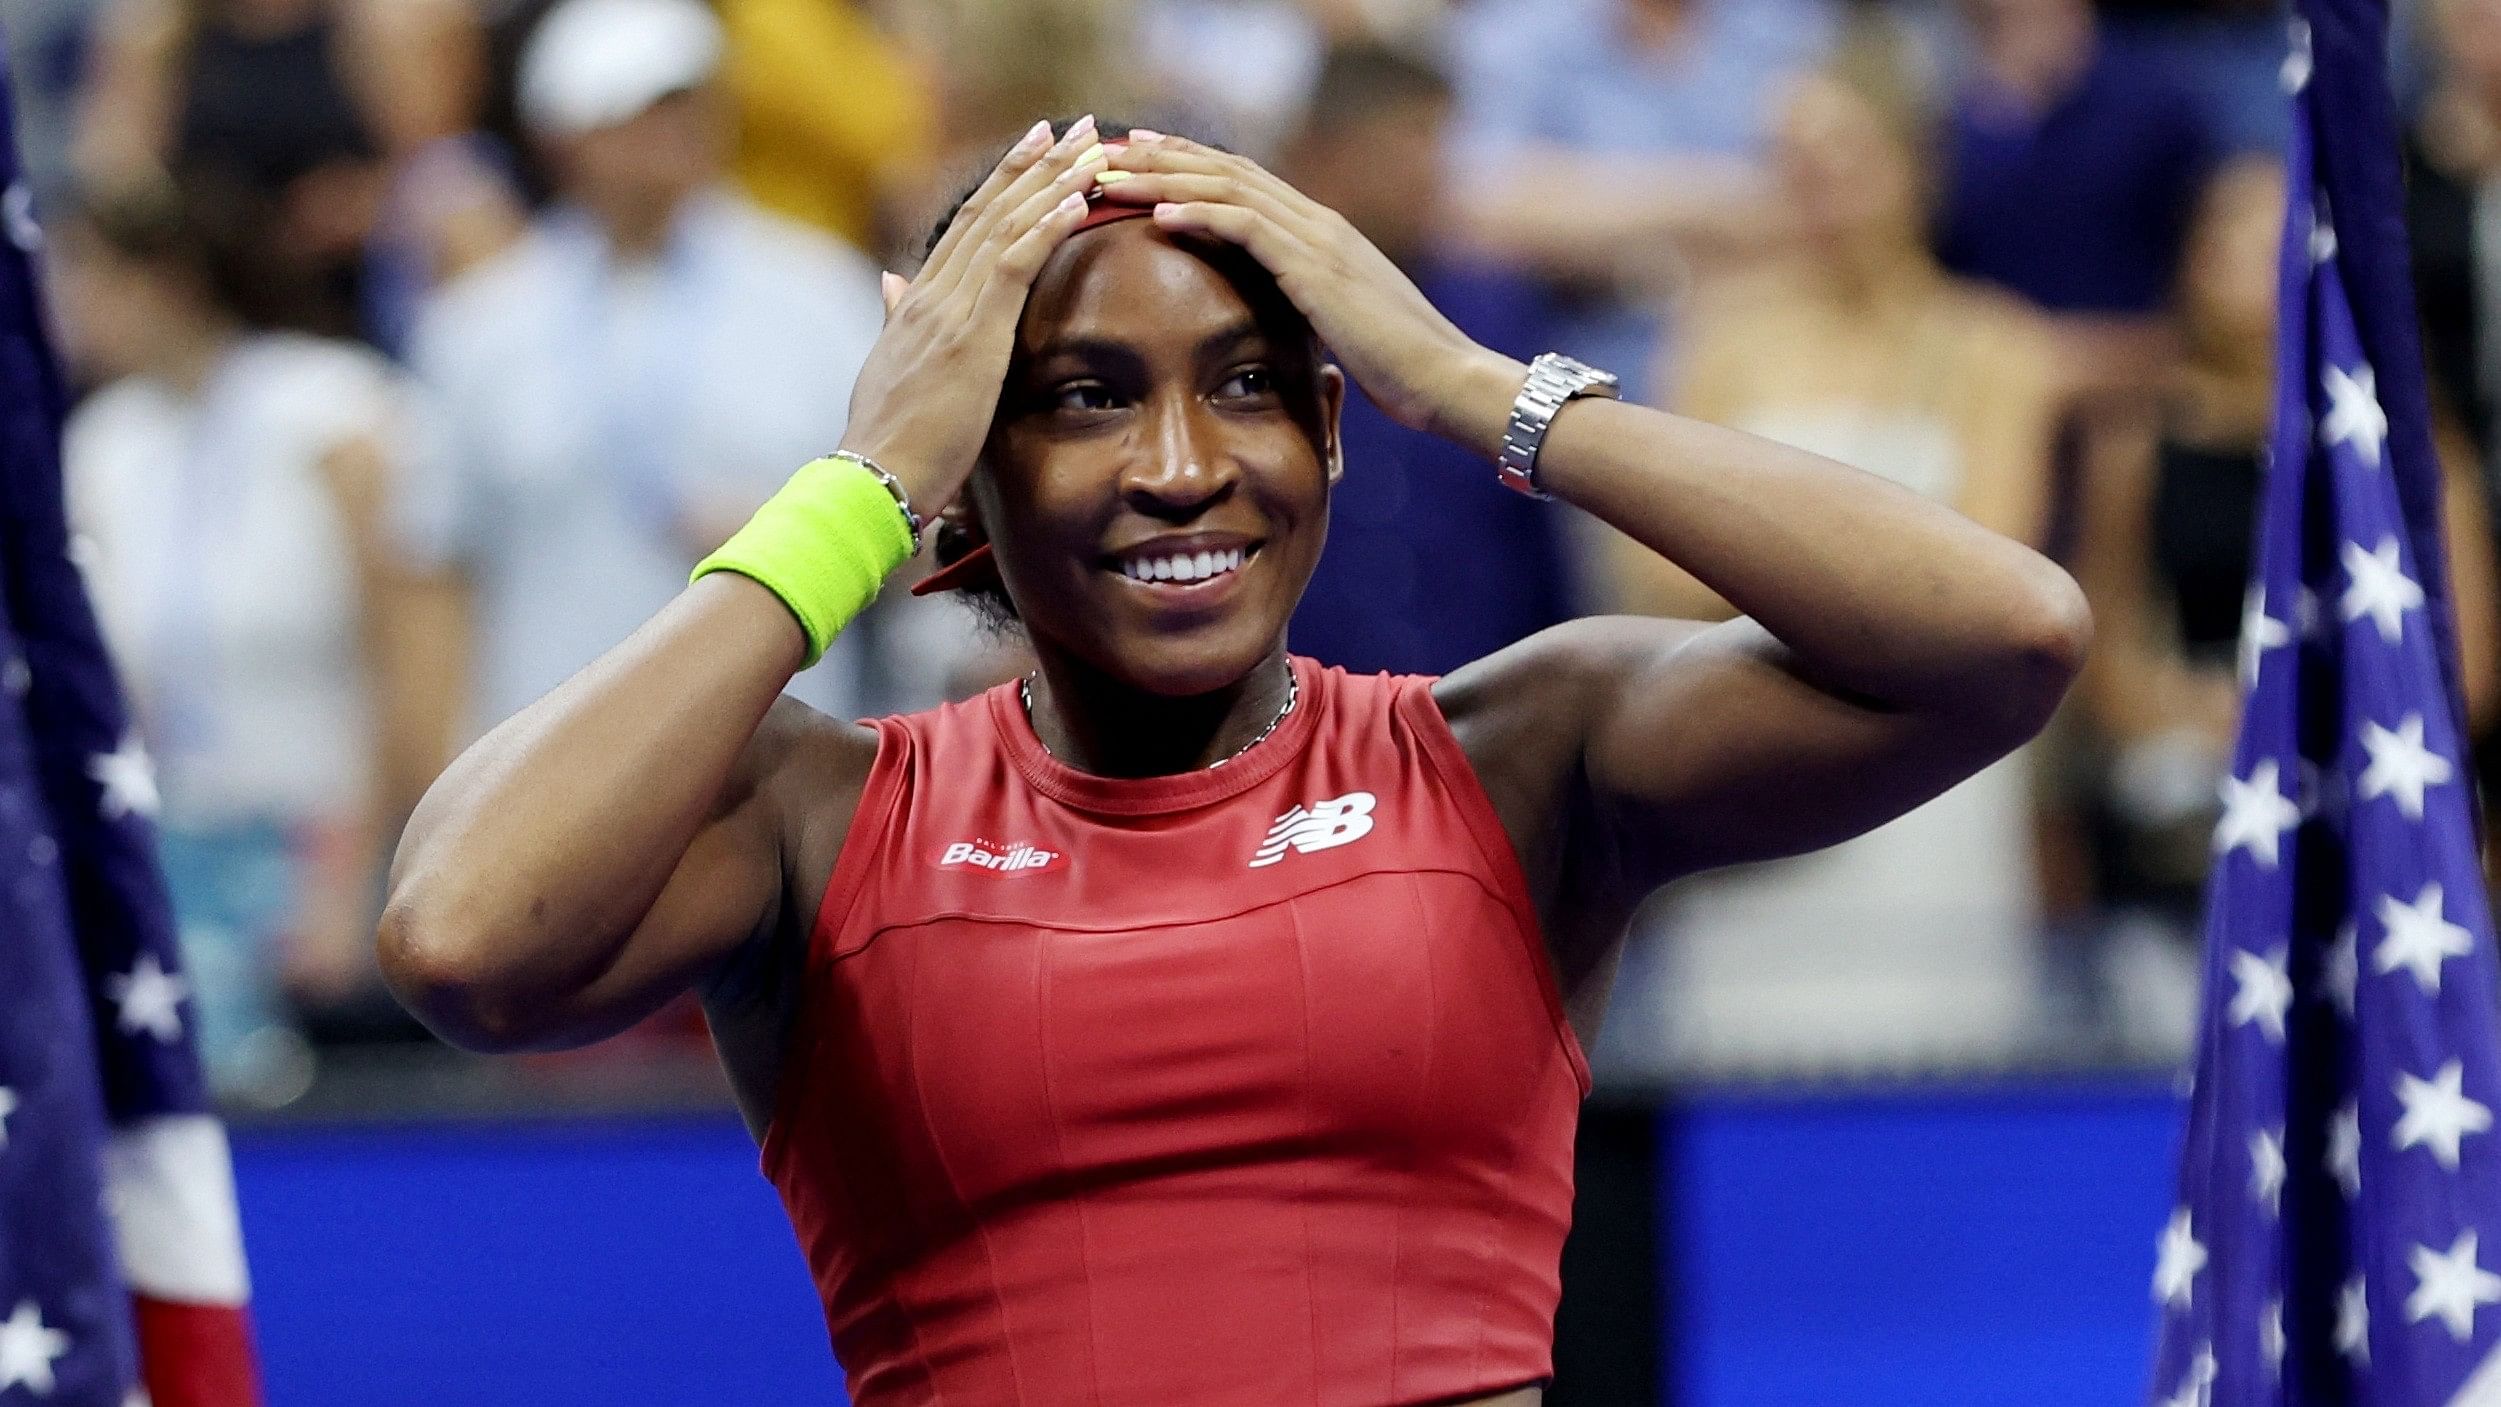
[[230, 1077, 2182, 1405], [1671, 1079, 2181, 1406]]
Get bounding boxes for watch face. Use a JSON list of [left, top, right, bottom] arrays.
[[1539, 353, 1620, 391]]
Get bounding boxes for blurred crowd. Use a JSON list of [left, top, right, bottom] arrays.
[[7, 0, 2489, 1101]]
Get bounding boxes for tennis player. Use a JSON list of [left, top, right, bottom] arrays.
[[380, 116, 2090, 1405]]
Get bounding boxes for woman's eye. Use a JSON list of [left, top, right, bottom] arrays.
[[1053, 382, 1120, 413], [1217, 366, 1277, 401]]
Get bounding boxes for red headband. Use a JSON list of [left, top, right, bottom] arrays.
[[910, 181, 1155, 597]]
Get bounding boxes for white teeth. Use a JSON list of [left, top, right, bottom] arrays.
[[1118, 546, 1249, 584]]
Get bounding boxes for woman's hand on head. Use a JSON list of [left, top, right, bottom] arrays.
[[838, 117, 1110, 516], [1098, 134, 1523, 448]]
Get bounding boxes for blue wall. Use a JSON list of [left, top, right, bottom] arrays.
[[1670, 1080, 2183, 1406], [234, 1119, 839, 1406], [230, 1079, 2184, 1406]]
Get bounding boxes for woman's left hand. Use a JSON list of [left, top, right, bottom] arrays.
[[1098, 135, 1521, 449]]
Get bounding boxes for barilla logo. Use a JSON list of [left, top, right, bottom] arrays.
[[936, 838, 1067, 875]]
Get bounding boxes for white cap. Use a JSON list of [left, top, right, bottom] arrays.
[[518, 0, 726, 136]]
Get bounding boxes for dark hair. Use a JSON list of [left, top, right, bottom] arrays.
[[916, 118, 1327, 629], [63, 169, 317, 332]]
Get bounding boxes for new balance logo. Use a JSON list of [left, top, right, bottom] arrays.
[[1250, 792, 1377, 868], [936, 839, 1066, 875]]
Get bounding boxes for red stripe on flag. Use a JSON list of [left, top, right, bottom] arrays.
[[132, 1295, 261, 1407]]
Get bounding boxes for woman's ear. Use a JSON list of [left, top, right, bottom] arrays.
[[1318, 364, 1348, 486]]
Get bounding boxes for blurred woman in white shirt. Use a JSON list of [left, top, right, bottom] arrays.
[[50, 176, 423, 1100]]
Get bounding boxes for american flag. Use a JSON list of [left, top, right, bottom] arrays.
[[0, 49, 258, 1407], [2146, 1, 2501, 1403]]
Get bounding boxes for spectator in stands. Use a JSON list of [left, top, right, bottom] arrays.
[[1605, 17, 2066, 1073], [2407, 0, 2501, 877], [51, 177, 425, 1096], [1932, 0, 2215, 405], [1448, 0, 1835, 399], [73, 0, 523, 346], [2077, 160, 2500, 1021], [1276, 42, 1578, 676], [716, 0, 936, 253], [394, 0, 938, 757]]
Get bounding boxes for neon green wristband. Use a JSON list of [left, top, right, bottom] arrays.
[[691, 455, 917, 667]]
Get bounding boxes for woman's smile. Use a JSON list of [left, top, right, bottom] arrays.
[[1101, 531, 1267, 612]]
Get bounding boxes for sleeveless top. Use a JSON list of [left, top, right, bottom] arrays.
[[2149, 431, 2262, 669], [761, 657, 1590, 1407]]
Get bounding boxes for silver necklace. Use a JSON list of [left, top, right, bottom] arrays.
[[1020, 668, 1298, 770]]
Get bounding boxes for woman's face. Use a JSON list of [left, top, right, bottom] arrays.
[[972, 219, 1343, 696], [1775, 78, 1920, 252]]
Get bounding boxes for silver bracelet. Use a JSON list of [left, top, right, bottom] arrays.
[[829, 450, 924, 543]]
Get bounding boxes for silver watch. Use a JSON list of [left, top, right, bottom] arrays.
[[1495, 353, 1621, 499]]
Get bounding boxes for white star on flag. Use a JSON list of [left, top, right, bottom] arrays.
[[2295, 584, 2327, 642], [2216, 760, 2303, 868], [2322, 362, 2389, 467], [2336, 1276, 2370, 1364], [2311, 204, 2338, 265], [2160, 1344, 2216, 1407], [87, 733, 158, 820], [2375, 881, 2474, 996], [0, 1300, 69, 1395], [2357, 713, 2454, 820], [2294, 757, 2349, 827], [2342, 536, 2426, 644], [2394, 1059, 2493, 1170], [107, 953, 187, 1042], [2155, 1208, 2207, 1309], [2250, 1127, 2287, 1215], [2408, 1230, 2501, 1341], [2330, 1102, 2363, 1197], [0, 1086, 13, 1149], [2240, 585, 2292, 687], [2283, 17, 2313, 91], [0, 653, 25, 697], [2262, 1298, 2286, 1374], [2229, 947, 2294, 1043], [2323, 919, 2360, 1015]]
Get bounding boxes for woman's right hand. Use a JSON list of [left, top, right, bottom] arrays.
[[838, 116, 1108, 516]]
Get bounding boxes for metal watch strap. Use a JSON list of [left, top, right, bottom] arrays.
[[1495, 353, 1622, 499]]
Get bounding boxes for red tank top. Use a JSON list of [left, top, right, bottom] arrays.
[[761, 656, 1590, 1406]]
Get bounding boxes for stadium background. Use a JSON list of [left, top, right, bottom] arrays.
[[0, 0, 2451, 1400]]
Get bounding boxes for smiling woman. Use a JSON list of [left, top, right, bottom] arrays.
[[374, 113, 2090, 1406]]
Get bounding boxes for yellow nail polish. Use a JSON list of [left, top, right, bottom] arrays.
[[1075, 142, 1106, 167], [1094, 169, 1135, 186]]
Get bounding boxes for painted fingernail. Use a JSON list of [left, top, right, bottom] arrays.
[[1129, 129, 1167, 143], [1068, 114, 1098, 143], [1093, 169, 1135, 186], [1058, 190, 1087, 213], [1075, 142, 1107, 168], [1017, 119, 1052, 153]]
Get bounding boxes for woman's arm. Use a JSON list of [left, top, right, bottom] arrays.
[[69, 0, 186, 185], [381, 120, 1113, 1050], [1437, 361, 2090, 883], [377, 574, 814, 1052], [1105, 135, 2089, 890]]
